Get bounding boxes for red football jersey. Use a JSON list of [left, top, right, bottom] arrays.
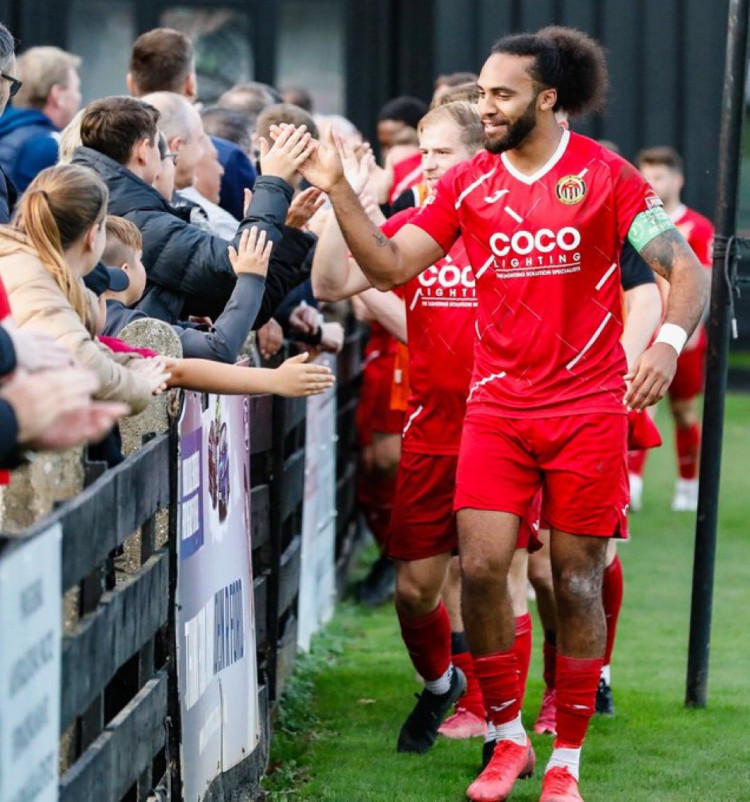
[[389, 152, 424, 204], [409, 130, 662, 418], [382, 208, 476, 455], [672, 204, 714, 267], [363, 320, 398, 364]]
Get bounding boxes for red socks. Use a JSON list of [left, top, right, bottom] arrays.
[[513, 613, 533, 702], [555, 655, 603, 747], [628, 448, 648, 477], [543, 637, 557, 690], [676, 422, 701, 480], [602, 555, 624, 667], [451, 638, 485, 718], [474, 650, 521, 727], [396, 601, 451, 682], [358, 471, 397, 550]]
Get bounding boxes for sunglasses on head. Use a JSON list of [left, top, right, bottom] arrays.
[[1, 72, 22, 98]]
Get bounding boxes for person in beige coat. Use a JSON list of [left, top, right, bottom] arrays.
[[0, 164, 169, 414]]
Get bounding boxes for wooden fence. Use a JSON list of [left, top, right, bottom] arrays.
[[0, 329, 363, 802]]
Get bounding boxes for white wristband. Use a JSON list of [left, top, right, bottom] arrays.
[[654, 323, 688, 356]]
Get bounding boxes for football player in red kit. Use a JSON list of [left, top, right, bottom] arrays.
[[296, 25, 709, 802], [634, 146, 714, 512], [313, 101, 542, 753]]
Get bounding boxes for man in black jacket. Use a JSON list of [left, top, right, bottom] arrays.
[[74, 96, 314, 324]]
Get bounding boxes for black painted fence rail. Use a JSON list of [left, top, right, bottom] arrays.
[[0, 330, 363, 802]]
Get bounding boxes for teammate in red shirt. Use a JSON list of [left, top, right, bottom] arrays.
[[298, 25, 709, 802], [634, 146, 714, 512]]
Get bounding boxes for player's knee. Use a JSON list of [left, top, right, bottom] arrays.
[[554, 567, 601, 610], [460, 553, 506, 595], [395, 575, 439, 615], [527, 555, 553, 590]]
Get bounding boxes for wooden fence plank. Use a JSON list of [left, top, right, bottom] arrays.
[[60, 672, 168, 802], [249, 395, 273, 455], [250, 484, 271, 551], [253, 573, 269, 647], [277, 536, 302, 617], [280, 450, 306, 523], [60, 552, 169, 732], [279, 396, 307, 439], [52, 435, 171, 591]]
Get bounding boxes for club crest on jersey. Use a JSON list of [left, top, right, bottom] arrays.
[[555, 174, 587, 205]]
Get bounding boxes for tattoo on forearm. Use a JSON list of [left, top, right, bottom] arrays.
[[640, 229, 693, 281], [372, 230, 388, 248]]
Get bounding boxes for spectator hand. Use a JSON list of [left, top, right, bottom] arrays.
[[130, 356, 171, 395], [228, 226, 273, 278], [257, 318, 285, 360], [337, 137, 374, 197], [286, 187, 326, 229], [29, 402, 130, 450], [320, 321, 344, 354], [259, 124, 316, 184], [4, 323, 73, 371], [0, 367, 100, 444], [288, 302, 320, 335], [624, 342, 678, 410], [276, 126, 344, 194], [243, 188, 253, 218], [272, 352, 335, 397]]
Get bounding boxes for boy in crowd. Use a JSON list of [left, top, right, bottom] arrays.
[[98, 215, 267, 364]]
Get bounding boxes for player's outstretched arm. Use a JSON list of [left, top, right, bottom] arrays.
[[625, 228, 710, 409], [358, 288, 407, 344], [311, 210, 372, 301], [297, 128, 445, 290]]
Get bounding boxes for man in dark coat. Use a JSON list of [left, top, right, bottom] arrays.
[[74, 96, 312, 325]]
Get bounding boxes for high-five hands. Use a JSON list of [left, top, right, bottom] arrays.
[[259, 124, 316, 184]]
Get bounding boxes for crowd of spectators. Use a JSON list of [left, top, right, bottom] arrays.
[[0, 22, 461, 476], [0, 23, 385, 471]]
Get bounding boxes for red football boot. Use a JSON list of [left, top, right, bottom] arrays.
[[466, 737, 535, 802], [539, 766, 583, 801], [532, 688, 557, 735], [438, 708, 488, 739]]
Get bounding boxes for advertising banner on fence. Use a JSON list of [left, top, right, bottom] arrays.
[[0, 523, 61, 802], [298, 353, 338, 651], [176, 390, 260, 801]]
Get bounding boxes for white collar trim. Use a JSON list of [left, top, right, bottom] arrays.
[[669, 203, 688, 223], [500, 128, 571, 185]]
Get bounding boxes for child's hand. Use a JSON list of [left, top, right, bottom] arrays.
[[272, 352, 335, 397], [228, 226, 274, 278], [131, 356, 172, 395], [259, 124, 315, 184], [286, 186, 326, 229]]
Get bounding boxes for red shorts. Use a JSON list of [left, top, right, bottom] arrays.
[[455, 412, 628, 538], [388, 452, 542, 561], [388, 452, 458, 560], [356, 354, 404, 447], [669, 328, 707, 401]]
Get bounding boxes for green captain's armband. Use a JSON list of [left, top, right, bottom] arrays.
[[627, 206, 676, 253]]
